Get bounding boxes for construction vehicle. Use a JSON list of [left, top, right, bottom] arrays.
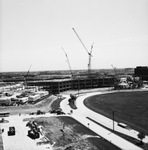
[[72, 28, 94, 75], [26, 121, 40, 139], [8, 126, 15, 136], [28, 129, 40, 139]]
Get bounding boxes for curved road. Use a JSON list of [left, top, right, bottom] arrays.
[[60, 91, 147, 150]]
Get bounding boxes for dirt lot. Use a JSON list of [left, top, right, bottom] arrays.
[[24, 116, 121, 150]]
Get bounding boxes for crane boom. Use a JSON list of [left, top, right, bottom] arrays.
[[111, 64, 117, 76], [72, 28, 94, 75], [61, 47, 73, 77], [25, 65, 32, 77], [72, 28, 90, 55]]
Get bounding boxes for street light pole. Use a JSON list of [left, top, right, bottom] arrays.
[[78, 79, 80, 96], [112, 111, 116, 131]]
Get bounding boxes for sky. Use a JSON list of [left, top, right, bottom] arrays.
[[0, 0, 148, 72]]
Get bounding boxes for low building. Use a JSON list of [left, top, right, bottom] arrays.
[[36, 91, 49, 98], [18, 97, 28, 104], [0, 97, 11, 106], [28, 94, 40, 102], [0, 82, 23, 92], [135, 66, 148, 80]]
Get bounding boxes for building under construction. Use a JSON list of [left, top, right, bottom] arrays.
[[27, 77, 114, 94]]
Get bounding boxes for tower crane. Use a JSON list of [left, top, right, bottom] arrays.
[[111, 64, 119, 89], [72, 28, 94, 75], [111, 64, 117, 76], [61, 47, 73, 78], [88, 43, 94, 74], [24, 65, 32, 87]]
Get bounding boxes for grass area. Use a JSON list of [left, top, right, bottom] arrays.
[[58, 116, 120, 150], [50, 96, 65, 110], [84, 91, 148, 135], [58, 116, 97, 136], [88, 137, 120, 150]]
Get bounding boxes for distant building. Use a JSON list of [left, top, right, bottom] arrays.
[[0, 97, 11, 106], [134, 66, 148, 80], [18, 97, 28, 104], [28, 94, 40, 103], [0, 82, 23, 92]]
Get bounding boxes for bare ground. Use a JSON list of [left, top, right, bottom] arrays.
[[24, 116, 120, 150]]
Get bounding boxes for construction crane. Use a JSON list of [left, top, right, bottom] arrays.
[[24, 65, 32, 87], [88, 43, 94, 74], [61, 47, 73, 78], [72, 28, 94, 75], [111, 64, 117, 76], [111, 64, 119, 89]]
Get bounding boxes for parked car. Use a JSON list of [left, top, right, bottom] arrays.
[[117, 123, 131, 130]]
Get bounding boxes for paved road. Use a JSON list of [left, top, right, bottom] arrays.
[[0, 114, 53, 150], [60, 93, 144, 150]]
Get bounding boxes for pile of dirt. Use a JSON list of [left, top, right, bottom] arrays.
[[32, 116, 98, 150]]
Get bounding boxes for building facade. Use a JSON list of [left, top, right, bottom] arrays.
[[27, 77, 114, 94]]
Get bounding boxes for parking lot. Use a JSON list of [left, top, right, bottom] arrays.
[[0, 115, 52, 150]]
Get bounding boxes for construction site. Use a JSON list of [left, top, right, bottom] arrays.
[[0, 28, 147, 150], [0, 28, 142, 95]]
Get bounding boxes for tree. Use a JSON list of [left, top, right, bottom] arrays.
[[137, 132, 145, 144]]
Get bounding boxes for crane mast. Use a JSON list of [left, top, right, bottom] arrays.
[[88, 43, 94, 74], [61, 47, 73, 78], [72, 28, 93, 75], [24, 65, 32, 87]]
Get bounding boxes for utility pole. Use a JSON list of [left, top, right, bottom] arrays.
[[112, 111, 116, 131]]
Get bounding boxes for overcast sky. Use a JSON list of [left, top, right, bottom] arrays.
[[1, 0, 148, 72]]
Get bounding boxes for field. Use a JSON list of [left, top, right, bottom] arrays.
[[84, 91, 148, 134]]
